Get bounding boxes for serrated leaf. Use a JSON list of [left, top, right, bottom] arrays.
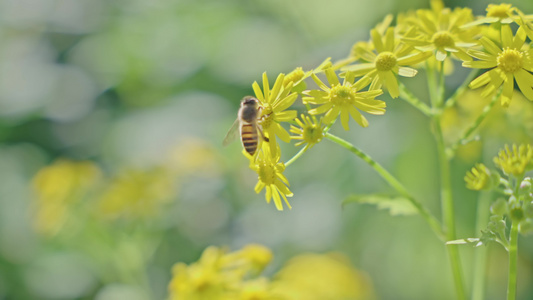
[[342, 194, 418, 216]]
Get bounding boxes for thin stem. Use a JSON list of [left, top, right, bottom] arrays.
[[446, 88, 501, 159], [426, 62, 439, 107], [471, 190, 492, 300], [507, 220, 519, 300], [324, 132, 445, 241], [432, 62, 466, 300], [445, 69, 479, 108], [437, 59, 446, 107], [285, 145, 308, 167], [399, 83, 433, 116]]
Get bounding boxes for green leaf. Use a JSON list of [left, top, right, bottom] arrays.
[[342, 194, 418, 216], [446, 238, 481, 246]]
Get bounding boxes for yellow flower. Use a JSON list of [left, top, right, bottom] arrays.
[[250, 145, 293, 211], [168, 245, 276, 300], [252, 73, 298, 157], [493, 144, 533, 176], [32, 159, 100, 235], [97, 167, 174, 220], [290, 114, 324, 150], [270, 253, 375, 300], [462, 25, 533, 107], [342, 27, 432, 98], [514, 8, 533, 41], [303, 68, 386, 130], [464, 163, 493, 190], [401, 5, 478, 61], [463, 3, 516, 27]]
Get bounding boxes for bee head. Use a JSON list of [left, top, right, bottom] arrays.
[[241, 96, 258, 107]]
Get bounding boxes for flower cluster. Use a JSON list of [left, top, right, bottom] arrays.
[[168, 244, 374, 300], [235, 1, 533, 211], [465, 144, 533, 236]]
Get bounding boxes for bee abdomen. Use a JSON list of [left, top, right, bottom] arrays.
[[241, 124, 258, 155]]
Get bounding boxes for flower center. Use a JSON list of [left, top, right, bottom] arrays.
[[432, 31, 455, 48], [258, 162, 276, 185], [497, 48, 523, 74], [303, 124, 323, 144], [486, 3, 512, 18], [260, 104, 273, 129], [375, 52, 397, 71], [329, 85, 355, 106]]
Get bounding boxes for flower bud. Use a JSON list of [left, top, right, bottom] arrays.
[[519, 219, 533, 235], [490, 198, 508, 216]]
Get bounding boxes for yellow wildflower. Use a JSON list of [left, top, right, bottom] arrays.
[[464, 163, 493, 190], [463, 25, 533, 106], [290, 114, 324, 150], [97, 167, 174, 220], [303, 68, 385, 130], [32, 159, 100, 235], [401, 5, 478, 61], [342, 27, 432, 98], [252, 72, 298, 157], [271, 253, 375, 300], [493, 144, 533, 176], [250, 145, 293, 211]]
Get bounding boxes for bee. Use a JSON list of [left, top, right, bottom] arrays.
[[223, 96, 269, 155]]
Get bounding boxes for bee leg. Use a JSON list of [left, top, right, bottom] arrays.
[[258, 126, 269, 142]]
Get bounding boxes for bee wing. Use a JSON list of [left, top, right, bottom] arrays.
[[222, 118, 240, 146]]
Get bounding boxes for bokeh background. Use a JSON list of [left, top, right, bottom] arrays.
[[1, 0, 533, 299]]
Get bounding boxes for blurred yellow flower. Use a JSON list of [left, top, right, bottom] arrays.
[[493, 144, 533, 177], [465, 163, 493, 190], [271, 253, 375, 300], [168, 245, 278, 300], [303, 68, 385, 130], [250, 145, 293, 211], [97, 167, 174, 220], [32, 159, 100, 235], [463, 26, 533, 106]]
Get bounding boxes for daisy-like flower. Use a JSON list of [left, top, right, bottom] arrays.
[[514, 8, 533, 41], [290, 114, 324, 150], [250, 145, 293, 211], [401, 5, 479, 61], [464, 163, 493, 190], [342, 27, 432, 98], [493, 144, 533, 177], [303, 68, 386, 130], [463, 3, 516, 28], [252, 72, 298, 156], [462, 26, 533, 106]]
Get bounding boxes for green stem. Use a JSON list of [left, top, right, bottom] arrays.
[[507, 220, 519, 300], [445, 69, 479, 108], [471, 190, 492, 300], [446, 88, 501, 159], [399, 83, 433, 116], [285, 145, 308, 167], [432, 62, 466, 300], [324, 132, 445, 240]]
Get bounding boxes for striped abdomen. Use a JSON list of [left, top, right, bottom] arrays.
[[241, 123, 258, 155]]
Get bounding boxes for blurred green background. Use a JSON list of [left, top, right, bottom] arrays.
[[1, 0, 533, 299]]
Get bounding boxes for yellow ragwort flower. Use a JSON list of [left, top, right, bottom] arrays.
[[464, 163, 492, 190], [32, 159, 100, 235], [462, 3, 516, 29], [97, 167, 174, 220], [250, 145, 293, 211], [290, 114, 324, 150], [342, 27, 432, 98], [493, 144, 533, 176], [514, 8, 533, 41], [401, 5, 478, 61], [252, 72, 298, 156], [463, 25, 533, 106], [303, 68, 385, 130]]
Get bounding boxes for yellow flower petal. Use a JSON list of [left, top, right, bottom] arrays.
[[253, 81, 264, 102], [382, 71, 399, 98], [348, 105, 369, 127], [340, 109, 350, 130], [515, 68, 533, 100]]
